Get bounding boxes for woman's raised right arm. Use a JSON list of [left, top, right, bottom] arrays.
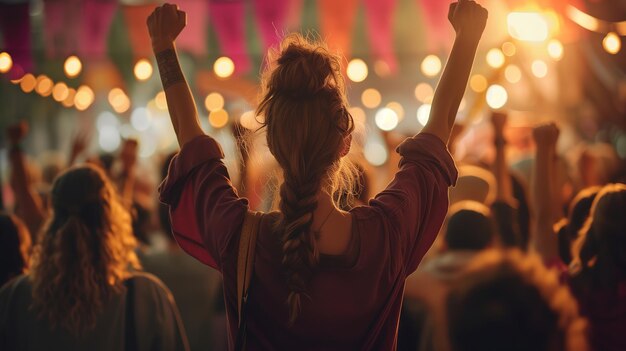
[[148, 4, 204, 147], [422, 0, 487, 143]]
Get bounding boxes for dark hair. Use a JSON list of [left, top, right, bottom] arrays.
[[447, 251, 588, 351], [574, 183, 626, 289], [258, 34, 357, 323], [445, 201, 494, 251], [557, 186, 600, 264], [447, 264, 558, 351], [0, 213, 31, 287]]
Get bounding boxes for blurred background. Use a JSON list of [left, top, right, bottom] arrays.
[[0, 0, 624, 201]]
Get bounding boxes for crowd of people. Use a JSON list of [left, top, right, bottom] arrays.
[[1, 1, 626, 350]]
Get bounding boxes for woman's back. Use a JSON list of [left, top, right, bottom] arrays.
[[0, 272, 187, 351], [161, 132, 457, 350]]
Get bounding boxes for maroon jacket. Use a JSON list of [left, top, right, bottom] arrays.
[[159, 133, 457, 350]]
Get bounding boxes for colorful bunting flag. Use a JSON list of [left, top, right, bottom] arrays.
[[122, 3, 156, 60], [252, 0, 292, 52], [364, 0, 398, 74], [79, 0, 118, 59], [44, 0, 81, 58], [208, 0, 250, 74], [318, 0, 359, 59], [175, 0, 208, 56], [0, 2, 33, 77]]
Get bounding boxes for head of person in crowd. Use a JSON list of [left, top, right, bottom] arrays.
[[0, 212, 31, 287], [447, 250, 588, 351], [257, 33, 359, 323], [449, 165, 496, 206], [443, 201, 495, 252], [573, 183, 626, 289], [556, 186, 601, 265], [29, 165, 140, 333]]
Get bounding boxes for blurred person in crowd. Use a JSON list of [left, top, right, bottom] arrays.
[[403, 200, 496, 351], [555, 186, 601, 265], [531, 123, 626, 350], [0, 213, 30, 288], [149, 0, 486, 348], [490, 112, 527, 249], [142, 153, 221, 351], [570, 183, 626, 351], [0, 165, 188, 351], [7, 122, 46, 239], [447, 250, 588, 351]]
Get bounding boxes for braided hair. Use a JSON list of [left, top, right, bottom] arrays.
[[257, 34, 356, 324]]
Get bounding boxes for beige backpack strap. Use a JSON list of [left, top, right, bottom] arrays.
[[237, 211, 263, 327]]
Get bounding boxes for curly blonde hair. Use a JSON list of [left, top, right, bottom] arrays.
[[30, 165, 140, 334]]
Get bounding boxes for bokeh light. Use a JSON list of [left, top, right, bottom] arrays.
[[62, 88, 76, 108], [603, 32, 621, 54], [486, 85, 508, 109], [502, 42, 516, 57], [240, 110, 260, 130], [531, 59, 548, 78], [347, 58, 368, 83], [504, 65, 522, 83], [415, 83, 434, 103], [364, 141, 388, 166], [108, 88, 131, 114], [486, 48, 505, 69], [470, 75, 488, 93], [374, 60, 391, 77], [35, 75, 54, 97], [204, 92, 225, 112], [547, 39, 564, 60], [0, 52, 12, 73], [99, 126, 121, 152], [19, 73, 37, 93], [131, 107, 152, 131], [97, 111, 119, 130], [64, 55, 82, 78], [209, 109, 229, 128], [74, 85, 95, 111], [155, 91, 167, 110], [507, 12, 549, 42], [134, 59, 153, 81], [214, 57, 235, 78], [386, 102, 405, 121], [416, 104, 431, 126], [361, 88, 382, 109], [52, 82, 69, 102], [375, 108, 399, 131], [421, 55, 442, 77]]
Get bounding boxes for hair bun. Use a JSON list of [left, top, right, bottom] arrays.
[[271, 35, 340, 98]]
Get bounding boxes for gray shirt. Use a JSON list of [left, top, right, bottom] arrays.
[[0, 272, 188, 351]]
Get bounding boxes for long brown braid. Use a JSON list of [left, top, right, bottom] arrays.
[[257, 34, 356, 324]]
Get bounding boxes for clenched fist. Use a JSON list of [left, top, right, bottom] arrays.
[[448, 0, 488, 42], [532, 123, 560, 147], [147, 3, 186, 52]]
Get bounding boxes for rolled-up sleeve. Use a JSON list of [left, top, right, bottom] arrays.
[[369, 133, 458, 274], [159, 135, 248, 271]]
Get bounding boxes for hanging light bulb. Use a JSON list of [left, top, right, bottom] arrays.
[[603, 32, 621, 55]]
